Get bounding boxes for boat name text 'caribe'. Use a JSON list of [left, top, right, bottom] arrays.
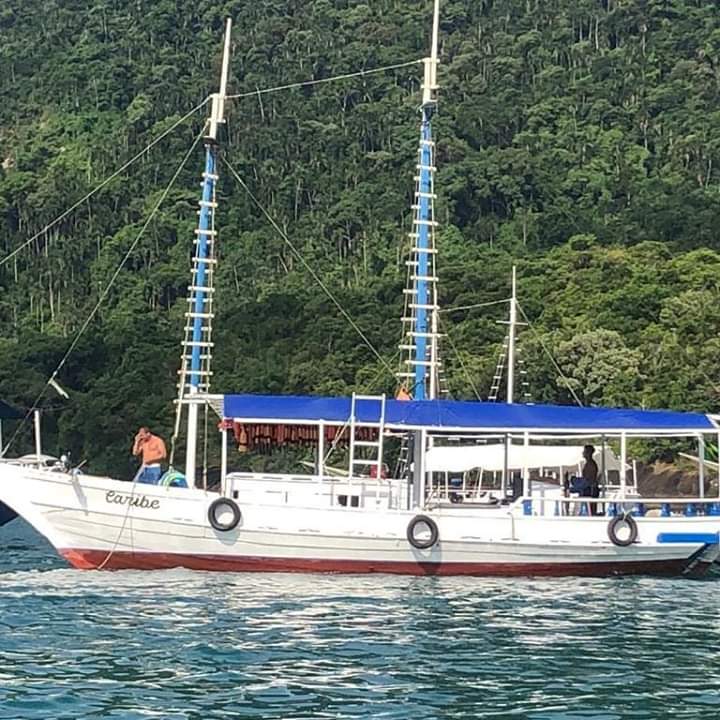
[[105, 490, 160, 510]]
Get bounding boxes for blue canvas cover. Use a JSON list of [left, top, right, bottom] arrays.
[[222, 394, 716, 433]]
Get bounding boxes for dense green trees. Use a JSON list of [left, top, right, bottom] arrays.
[[1, 1, 720, 474]]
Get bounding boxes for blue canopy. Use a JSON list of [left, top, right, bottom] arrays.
[[222, 394, 717, 434]]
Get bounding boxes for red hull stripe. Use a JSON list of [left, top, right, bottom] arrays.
[[58, 548, 706, 577]]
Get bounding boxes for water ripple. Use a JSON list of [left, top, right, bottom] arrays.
[[1, 521, 720, 718]]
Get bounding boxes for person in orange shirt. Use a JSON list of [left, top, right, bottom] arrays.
[[132, 427, 167, 484]]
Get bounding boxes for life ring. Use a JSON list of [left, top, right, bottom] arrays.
[[607, 513, 638, 547], [208, 497, 241, 532], [407, 514, 439, 550]]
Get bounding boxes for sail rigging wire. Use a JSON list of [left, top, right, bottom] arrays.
[[222, 157, 396, 380], [225, 59, 423, 100], [439, 298, 510, 314], [0, 98, 210, 272], [437, 316, 483, 401], [1, 125, 208, 457], [516, 301, 584, 408]]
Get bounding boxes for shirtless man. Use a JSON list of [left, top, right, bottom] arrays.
[[132, 427, 167, 484]]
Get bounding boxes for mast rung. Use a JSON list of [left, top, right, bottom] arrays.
[[198, 200, 218, 209], [188, 285, 215, 292], [184, 312, 215, 319], [410, 275, 439, 282], [409, 331, 442, 338], [409, 303, 439, 310], [416, 191, 437, 199], [419, 139, 435, 147], [194, 228, 218, 237], [183, 341, 215, 348], [192, 257, 217, 265], [398, 344, 416, 350], [395, 372, 415, 378], [409, 246, 437, 254], [179, 386, 211, 394], [416, 164, 437, 172], [405, 360, 440, 367], [186, 297, 212, 304], [413, 219, 439, 227], [177, 369, 213, 376], [202, 172, 219, 181], [405, 260, 419, 266]]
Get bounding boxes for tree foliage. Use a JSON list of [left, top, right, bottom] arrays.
[[1, 0, 720, 474]]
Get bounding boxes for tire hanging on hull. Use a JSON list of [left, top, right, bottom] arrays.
[[607, 514, 638, 547], [208, 497, 242, 532], [407, 514, 439, 549]]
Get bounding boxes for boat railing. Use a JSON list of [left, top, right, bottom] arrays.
[[517, 494, 720, 518], [226, 471, 410, 510]]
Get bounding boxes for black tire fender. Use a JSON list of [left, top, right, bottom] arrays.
[[407, 514, 439, 550], [208, 497, 241, 532], [607, 513, 638, 547]]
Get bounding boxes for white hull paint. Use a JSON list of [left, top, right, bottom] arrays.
[[1, 464, 718, 577]]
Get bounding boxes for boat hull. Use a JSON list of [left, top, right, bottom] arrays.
[[1, 465, 718, 578], [58, 547, 711, 577], [0, 501, 17, 526]]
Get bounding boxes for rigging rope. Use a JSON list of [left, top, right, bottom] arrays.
[[437, 316, 484, 401], [0, 98, 209, 271], [222, 157, 396, 380], [225, 59, 423, 100], [1, 125, 208, 457], [439, 298, 509, 314], [516, 301, 584, 408]]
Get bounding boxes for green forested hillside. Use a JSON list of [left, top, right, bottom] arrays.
[[1, 0, 719, 474]]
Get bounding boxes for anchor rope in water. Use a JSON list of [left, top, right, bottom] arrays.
[[1, 125, 208, 456], [95, 469, 141, 571], [222, 157, 397, 381], [225, 59, 423, 100], [0, 98, 209, 271]]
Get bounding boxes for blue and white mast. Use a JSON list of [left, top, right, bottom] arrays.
[[180, 19, 232, 487], [398, 0, 441, 401]]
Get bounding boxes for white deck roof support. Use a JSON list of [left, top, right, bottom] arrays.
[[419, 428, 427, 508], [522, 431, 530, 497], [698, 433, 705, 499], [318, 420, 325, 482], [620, 432, 627, 499], [220, 425, 228, 495]]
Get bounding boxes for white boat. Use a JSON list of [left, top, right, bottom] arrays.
[[2, 3, 720, 577]]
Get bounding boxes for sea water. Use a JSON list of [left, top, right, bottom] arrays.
[[1, 520, 719, 719]]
